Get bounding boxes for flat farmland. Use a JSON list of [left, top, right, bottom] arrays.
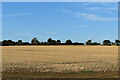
[[2, 46, 118, 78]]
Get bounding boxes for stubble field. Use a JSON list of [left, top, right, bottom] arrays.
[[2, 46, 118, 78]]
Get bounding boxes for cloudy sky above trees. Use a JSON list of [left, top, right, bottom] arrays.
[[2, 2, 118, 43]]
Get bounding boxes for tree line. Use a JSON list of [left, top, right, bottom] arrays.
[[0, 37, 120, 46]]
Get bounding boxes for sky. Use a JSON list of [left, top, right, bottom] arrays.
[[2, 2, 118, 43]]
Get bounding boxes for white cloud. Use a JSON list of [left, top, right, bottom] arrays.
[[75, 12, 117, 21], [4, 13, 28, 17]]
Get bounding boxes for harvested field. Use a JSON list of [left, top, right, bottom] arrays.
[[2, 46, 118, 78]]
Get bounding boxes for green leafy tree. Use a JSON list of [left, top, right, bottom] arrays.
[[57, 40, 61, 44], [115, 40, 120, 46], [47, 38, 52, 45], [31, 37, 40, 45], [103, 40, 111, 45], [90, 42, 100, 45], [47, 38, 53, 44], [47, 38, 57, 45], [65, 39, 72, 45], [2, 40, 15, 46], [86, 40, 91, 45], [0, 41, 2, 46], [17, 40, 22, 45], [2, 40, 8, 46], [52, 40, 57, 45]]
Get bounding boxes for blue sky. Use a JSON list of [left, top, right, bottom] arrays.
[[2, 2, 118, 43]]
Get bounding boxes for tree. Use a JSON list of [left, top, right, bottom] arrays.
[[111, 42, 115, 45], [2, 40, 15, 46], [8, 40, 16, 45], [52, 40, 57, 45], [43, 42, 47, 45], [86, 40, 91, 45], [72, 42, 84, 45], [115, 40, 120, 46], [47, 38, 53, 44], [22, 42, 30, 45], [90, 42, 101, 45], [2, 40, 8, 46], [103, 40, 111, 45], [57, 40, 61, 44], [17, 40, 22, 45], [31, 37, 40, 45], [47, 38, 58, 45], [65, 39, 72, 45], [18, 40, 22, 43], [0, 41, 2, 46]]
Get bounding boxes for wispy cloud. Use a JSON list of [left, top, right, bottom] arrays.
[[89, 7, 100, 10], [88, 7, 118, 11], [106, 7, 118, 11], [81, 2, 118, 11], [81, 2, 117, 7], [46, 32, 56, 34], [77, 25, 90, 28], [2, 0, 119, 2], [62, 10, 71, 14], [81, 2, 96, 6], [15, 33, 30, 36], [4, 13, 28, 17], [75, 12, 117, 21]]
